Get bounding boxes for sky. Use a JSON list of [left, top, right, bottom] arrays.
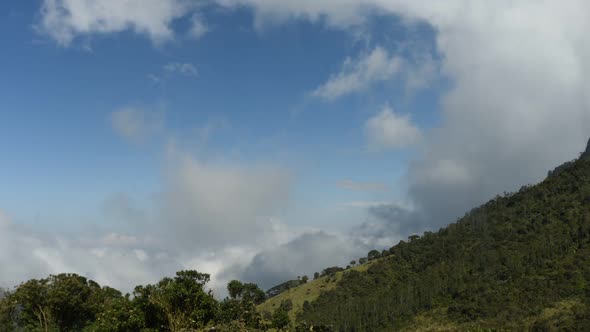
[[1, 0, 590, 296]]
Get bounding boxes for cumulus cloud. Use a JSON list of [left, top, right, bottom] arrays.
[[218, 0, 590, 238], [365, 105, 422, 150], [164, 62, 198, 77], [110, 107, 164, 144], [246, 0, 590, 233], [37, 0, 195, 46], [27, 0, 590, 293]]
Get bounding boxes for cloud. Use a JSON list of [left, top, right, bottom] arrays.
[[110, 107, 164, 144], [37, 0, 195, 46], [312, 47, 403, 100], [0, 218, 180, 292], [337, 179, 390, 192], [101, 193, 146, 224], [26, 0, 590, 295], [158, 145, 292, 250], [365, 105, 422, 150], [189, 14, 209, 39], [164, 62, 198, 77], [0, 209, 10, 227], [337, 201, 391, 208], [226, 0, 590, 235], [226, 231, 366, 290]]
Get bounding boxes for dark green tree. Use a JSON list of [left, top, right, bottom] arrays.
[[272, 307, 290, 330]]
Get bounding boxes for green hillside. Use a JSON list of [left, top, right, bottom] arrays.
[[4, 152, 590, 331], [257, 262, 375, 321], [273, 156, 590, 330]]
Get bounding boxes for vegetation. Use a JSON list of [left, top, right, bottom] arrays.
[[0, 271, 268, 332], [4, 150, 590, 331], [296, 157, 590, 330]]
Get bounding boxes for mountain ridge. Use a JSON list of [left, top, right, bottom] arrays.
[[261, 151, 590, 331]]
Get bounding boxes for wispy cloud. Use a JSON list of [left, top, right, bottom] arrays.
[[110, 107, 164, 144], [164, 62, 198, 77], [312, 47, 403, 100], [337, 201, 392, 208], [189, 14, 209, 39], [337, 180, 390, 192]]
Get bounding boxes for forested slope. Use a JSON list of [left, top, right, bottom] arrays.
[[297, 157, 590, 331]]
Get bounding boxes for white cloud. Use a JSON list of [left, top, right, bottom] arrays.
[[164, 62, 198, 77], [110, 107, 164, 144], [274, 0, 590, 235], [312, 43, 438, 100], [37, 0, 194, 46], [228, 0, 590, 230], [365, 105, 422, 150], [312, 47, 403, 100], [159, 145, 292, 249], [0, 223, 181, 292], [189, 14, 209, 39], [26, 0, 590, 294]]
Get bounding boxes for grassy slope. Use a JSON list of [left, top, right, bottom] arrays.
[[257, 262, 375, 321]]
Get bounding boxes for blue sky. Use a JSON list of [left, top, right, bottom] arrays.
[[1, 1, 440, 231], [1, 1, 589, 293]]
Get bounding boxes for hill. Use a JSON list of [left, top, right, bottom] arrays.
[[257, 261, 376, 322], [263, 155, 590, 330]]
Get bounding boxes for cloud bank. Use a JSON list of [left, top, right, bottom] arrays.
[[25, 0, 590, 294]]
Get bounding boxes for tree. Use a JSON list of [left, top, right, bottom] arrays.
[[10, 278, 52, 331], [272, 307, 290, 330], [144, 270, 217, 332], [321, 267, 344, 277], [301, 275, 309, 283], [314, 272, 320, 280], [84, 296, 145, 332], [359, 257, 367, 264], [350, 260, 356, 266], [217, 280, 265, 328], [227, 280, 244, 300], [227, 280, 265, 305], [45, 273, 101, 331], [367, 249, 381, 261]]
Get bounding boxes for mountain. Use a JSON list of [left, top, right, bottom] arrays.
[[583, 137, 590, 159], [262, 153, 590, 331], [4, 143, 590, 331]]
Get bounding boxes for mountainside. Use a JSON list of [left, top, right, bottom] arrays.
[[265, 156, 590, 331], [3, 151, 590, 331]]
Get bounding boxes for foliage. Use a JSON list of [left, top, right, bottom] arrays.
[[272, 306, 290, 330], [297, 158, 590, 330], [0, 270, 264, 332], [266, 279, 305, 298], [4, 155, 590, 331]]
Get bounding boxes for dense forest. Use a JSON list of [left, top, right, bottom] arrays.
[[3, 151, 590, 331], [297, 155, 590, 330]]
